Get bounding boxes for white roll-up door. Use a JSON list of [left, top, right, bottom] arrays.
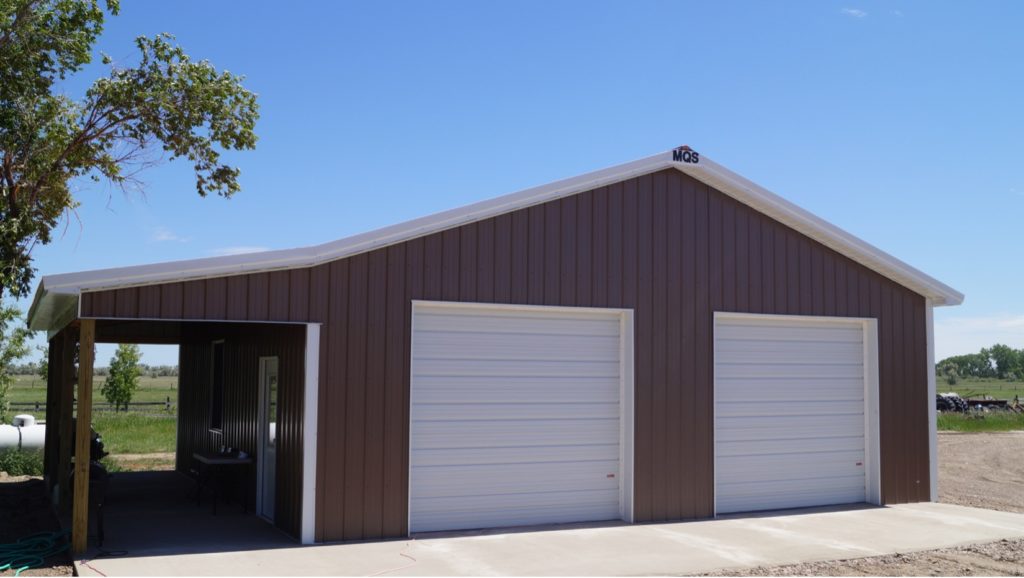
[[714, 314, 879, 515], [409, 302, 632, 533]]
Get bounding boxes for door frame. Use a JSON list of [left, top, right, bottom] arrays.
[[712, 312, 882, 517], [407, 300, 636, 534], [256, 355, 279, 522]]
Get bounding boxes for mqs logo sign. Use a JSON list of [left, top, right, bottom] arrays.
[[672, 146, 699, 164]]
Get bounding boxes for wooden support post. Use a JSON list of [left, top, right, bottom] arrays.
[[72, 319, 95, 555], [43, 335, 61, 488], [58, 330, 76, 508]]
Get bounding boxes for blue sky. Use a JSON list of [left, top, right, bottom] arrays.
[[15, 1, 1024, 365]]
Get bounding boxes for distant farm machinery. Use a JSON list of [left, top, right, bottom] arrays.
[[937, 392, 1022, 413]]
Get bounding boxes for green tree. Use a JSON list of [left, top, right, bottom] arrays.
[[102, 343, 140, 411], [937, 351, 996, 379], [0, 304, 31, 421], [936, 360, 959, 386], [0, 0, 259, 300], [35, 344, 46, 385], [987, 344, 1023, 380]]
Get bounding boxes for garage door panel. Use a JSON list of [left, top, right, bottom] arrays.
[[716, 363, 863, 380], [414, 402, 620, 421], [414, 311, 620, 336], [716, 435, 865, 457], [412, 418, 619, 449], [412, 444, 620, 467], [717, 451, 866, 481], [717, 477, 867, 514], [716, 400, 864, 419], [716, 321, 863, 342], [411, 489, 621, 532], [413, 401, 614, 420], [410, 304, 625, 533], [715, 414, 864, 442], [716, 339, 863, 361], [715, 315, 868, 515], [413, 358, 621, 378], [412, 460, 620, 499], [414, 332, 620, 361], [715, 378, 865, 402], [413, 376, 622, 404]]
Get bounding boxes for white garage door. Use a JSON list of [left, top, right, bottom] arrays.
[[714, 314, 878, 515], [410, 302, 631, 533]]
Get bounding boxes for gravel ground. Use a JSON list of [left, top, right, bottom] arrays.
[[940, 431, 1024, 514], [702, 432, 1024, 576], [700, 539, 1024, 576]]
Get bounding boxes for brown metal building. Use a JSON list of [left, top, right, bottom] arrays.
[[30, 147, 963, 547]]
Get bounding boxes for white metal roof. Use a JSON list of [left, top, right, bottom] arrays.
[[27, 147, 964, 330]]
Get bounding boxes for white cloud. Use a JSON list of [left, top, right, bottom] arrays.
[[151, 226, 189, 243], [208, 246, 270, 257], [841, 8, 867, 18], [935, 314, 1024, 360]]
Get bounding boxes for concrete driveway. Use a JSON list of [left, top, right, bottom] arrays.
[[77, 503, 1024, 576]]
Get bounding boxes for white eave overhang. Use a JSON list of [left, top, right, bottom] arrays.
[[27, 148, 964, 331]]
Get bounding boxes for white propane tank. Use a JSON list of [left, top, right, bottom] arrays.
[[0, 414, 45, 451]]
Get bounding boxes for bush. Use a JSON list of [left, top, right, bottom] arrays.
[[0, 449, 43, 476]]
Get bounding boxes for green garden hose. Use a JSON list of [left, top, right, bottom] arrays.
[[0, 530, 70, 576]]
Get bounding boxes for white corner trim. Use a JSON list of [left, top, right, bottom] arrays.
[[28, 147, 963, 331], [863, 319, 882, 505], [620, 309, 636, 524], [301, 323, 320, 544], [926, 300, 938, 501]]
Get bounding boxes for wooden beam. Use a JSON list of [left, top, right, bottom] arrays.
[[57, 330, 75, 508], [43, 335, 60, 487], [72, 319, 95, 555]]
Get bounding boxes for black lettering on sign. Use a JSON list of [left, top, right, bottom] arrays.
[[672, 146, 699, 164]]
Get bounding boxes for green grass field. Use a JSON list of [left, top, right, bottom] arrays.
[[937, 411, 1024, 432], [92, 413, 177, 454], [936, 378, 1024, 401], [8, 374, 178, 406]]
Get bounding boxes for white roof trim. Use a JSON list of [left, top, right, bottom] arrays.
[[28, 147, 963, 330]]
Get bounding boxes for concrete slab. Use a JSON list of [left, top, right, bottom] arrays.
[[76, 502, 1024, 576]]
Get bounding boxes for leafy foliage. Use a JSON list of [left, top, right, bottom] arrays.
[[0, 447, 43, 476], [101, 343, 140, 411], [937, 360, 959, 386], [0, 0, 259, 299], [938, 345, 1024, 381], [0, 304, 31, 421], [35, 344, 46, 381]]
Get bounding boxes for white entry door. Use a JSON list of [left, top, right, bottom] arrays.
[[714, 313, 880, 515], [409, 302, 634, 534], [258, 356, 279, 522]]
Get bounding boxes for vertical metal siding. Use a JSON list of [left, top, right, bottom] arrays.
[[80, 168, 931, 541]]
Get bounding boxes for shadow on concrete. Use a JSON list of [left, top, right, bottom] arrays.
[[82, 470, 296, 559], [714, 502, 885, 521], [407, 502, 885, 542]]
